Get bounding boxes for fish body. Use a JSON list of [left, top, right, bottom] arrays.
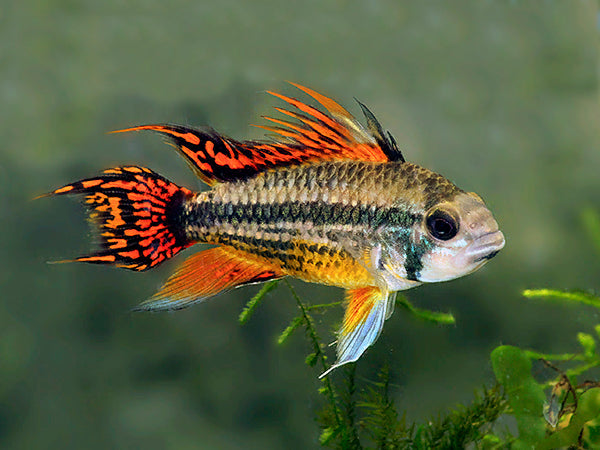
[[46, 83, 505, 375], [186, 160, 453, 289]]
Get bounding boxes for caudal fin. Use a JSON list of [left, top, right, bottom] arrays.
[[45, 166, 193, 271]]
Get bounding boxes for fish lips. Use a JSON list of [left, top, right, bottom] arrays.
[[467, 230, 505, 263]]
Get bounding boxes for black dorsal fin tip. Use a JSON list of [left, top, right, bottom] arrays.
[[385, 131, 404, 163], [354, 99, 405, 163], [354, 98, 385, 138]]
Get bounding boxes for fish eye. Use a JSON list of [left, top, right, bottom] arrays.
[[426, 209, 459, 241]]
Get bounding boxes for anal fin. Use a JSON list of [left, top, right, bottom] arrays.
[[320, 286, 390, 378], [136, 246, 283, 311]]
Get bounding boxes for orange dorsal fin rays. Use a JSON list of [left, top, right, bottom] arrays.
[[286, 81, 370, 140], [135, 247, 283, 311], [263, 82, 405, 163], [264, 90, 358, 143], [319, 286, 392, 378], [111, 84, 404, 186], [262, 86, 389, 162]]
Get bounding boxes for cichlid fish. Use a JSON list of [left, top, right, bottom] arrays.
[[46, 83, 505, 376]]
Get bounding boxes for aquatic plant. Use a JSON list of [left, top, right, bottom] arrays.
[[240, 208, 600, 448]]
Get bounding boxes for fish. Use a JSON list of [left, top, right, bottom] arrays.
[[45, 83, 505, 376]]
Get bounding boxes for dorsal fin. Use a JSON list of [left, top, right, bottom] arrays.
[[110, 125, 257, 186], [355, 100, 405, 163], [112, 83, 405, 185]]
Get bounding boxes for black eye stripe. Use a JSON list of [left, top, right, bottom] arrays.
[[426, 210, 458, 241]]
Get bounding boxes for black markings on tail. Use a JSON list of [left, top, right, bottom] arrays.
[[48, 166, 193, 271]]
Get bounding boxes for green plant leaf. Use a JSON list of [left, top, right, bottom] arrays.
[[319, 427, 335, 445], [577, 332, 597, 359], [479, 434, 503, 449], [581, 207, 600, 256], [277, 316, 303, 345], [491, 346, 546, 446], [587, 423, 600, 447], [523, 288, 600, 309], [238, 279, 280, 324], [305, 352, 318, 367], [537, 388, 600, 449], [396, 295, 456, 325]]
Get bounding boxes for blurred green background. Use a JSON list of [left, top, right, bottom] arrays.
[[2, 1, 599, 448]]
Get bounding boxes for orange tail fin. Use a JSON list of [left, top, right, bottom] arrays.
[[45, 166, 194, 271]]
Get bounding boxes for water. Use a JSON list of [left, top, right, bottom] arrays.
[[1, 1, 599, 448]]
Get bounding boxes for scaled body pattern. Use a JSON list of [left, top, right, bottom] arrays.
[[48, 83, 505, 376]]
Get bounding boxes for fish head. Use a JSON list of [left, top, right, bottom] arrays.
[[414, 191, 505, 283], [376, 190, 504, 290]]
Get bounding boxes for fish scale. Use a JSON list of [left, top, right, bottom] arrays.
[[46, 83, 504, 376]]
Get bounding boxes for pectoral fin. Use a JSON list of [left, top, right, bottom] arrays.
[[320, 286, 390, 378]]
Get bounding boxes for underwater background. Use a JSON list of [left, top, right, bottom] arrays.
[[1, 1, 599, 448]]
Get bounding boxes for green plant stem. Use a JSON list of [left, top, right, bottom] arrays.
[[523, 350, 585, 361], [342, 365, 361, 448], [307, 300, 344, 311], [564, 359, 600, 378], [284, 279, 342, 430]]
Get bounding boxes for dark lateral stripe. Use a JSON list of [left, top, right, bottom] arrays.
[[192, 200, 421, 229], [404, 239, 432, 281], [204, 231, 338, 260]]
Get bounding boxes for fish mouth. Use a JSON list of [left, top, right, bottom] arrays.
[[467, 230, 505, 263]]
